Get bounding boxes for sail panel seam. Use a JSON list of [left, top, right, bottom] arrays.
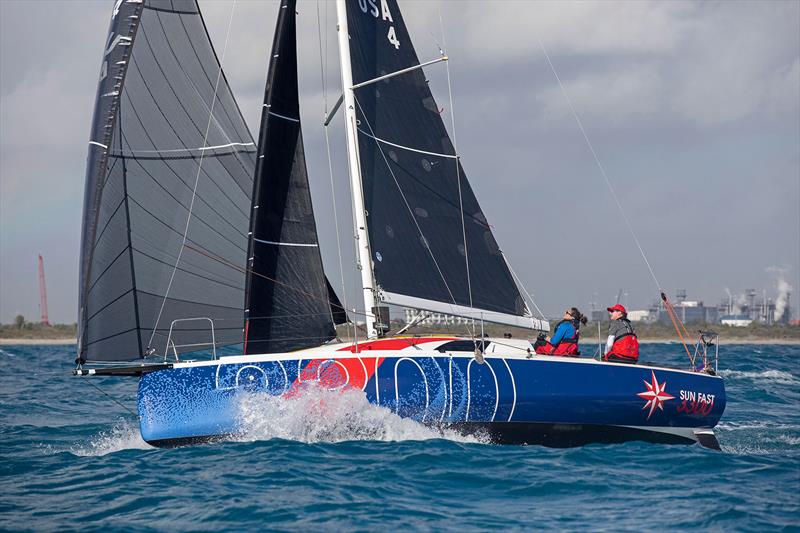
[[354, 96, 463, 314], [84, 327, 139, 348], [146, 0, 239, 352], [120, 86, 250, 222], [135, 287, 243, 310], [119, 113, 250, 221], [86, 287, 136, 323], [111, 141, 255, 156], [143, 5, 199, 16], [266, 110, 300, 123], [253, 238, 318, 248], [150, 6, 254, 184], [136, 21, 211, 143], [172, 7, 243, 146], [127, 193, 247, 255], [131, 245, 245, 291], [356, 128, 458, 159], [130, 229, 244, 285], [86, 244, 132, 294], [124, 50, 252, 218], [125, 156, 249, 250], [90, 194, 127, 253]]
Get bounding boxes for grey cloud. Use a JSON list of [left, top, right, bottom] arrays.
[[0, 0, 797, 324]]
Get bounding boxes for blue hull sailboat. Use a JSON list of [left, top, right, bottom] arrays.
[[76, 0, 726, 449]]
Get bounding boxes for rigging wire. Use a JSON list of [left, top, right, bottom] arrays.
[[438, 10, 476, 338], [353, 96, 478, 342], [537, 38, 662, 293], [79, 378, 138, 417], [185, 242, 368, 320], [146, 0, 239, 352], [503, 252, 547, 322], [317, 0, 352, 340], [538, 39, 706, 366]]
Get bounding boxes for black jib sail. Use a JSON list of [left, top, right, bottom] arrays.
[[79, 0, 256, 362], [345, 0, 544, 329], [243, 0, 339, 354]]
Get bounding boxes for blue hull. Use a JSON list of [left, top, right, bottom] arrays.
[[137, 351, 726, 448]]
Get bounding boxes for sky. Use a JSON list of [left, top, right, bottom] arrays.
[[1, 0, 798, 325]]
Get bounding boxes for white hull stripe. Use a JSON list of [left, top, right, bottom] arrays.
[[89, 141, 108, 149], [253, 238, 318, 247]]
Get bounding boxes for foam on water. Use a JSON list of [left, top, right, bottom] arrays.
[[717, 421, 800, 431], [3, 344, 798, 530], [719, 369, 798, 384], [234, 382, 487, 445], [70, 419, 153, 457]]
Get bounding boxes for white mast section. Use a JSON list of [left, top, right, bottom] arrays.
[[336, 0, 378, 338]]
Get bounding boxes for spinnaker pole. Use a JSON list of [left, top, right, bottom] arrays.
[[335, 0, 378, 338]]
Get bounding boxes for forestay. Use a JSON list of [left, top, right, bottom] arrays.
[[79, 0, 255, 362], [345, 0, 545, 330]]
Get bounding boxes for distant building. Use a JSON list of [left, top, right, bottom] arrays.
[[720, 315, 752, 327], [717, 288, 791, 325], [656, 290, 718, 325], [627, 310, 651, 322]]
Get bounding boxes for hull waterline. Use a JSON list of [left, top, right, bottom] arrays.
[[137, 338, 726, 450]]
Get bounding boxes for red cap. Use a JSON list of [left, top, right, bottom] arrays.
[[607, 304, 627, 314]]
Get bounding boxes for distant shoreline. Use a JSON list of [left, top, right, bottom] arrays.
[[0, 338, 76, 345], [590, 338, 800, 346], [1, 337, 798, 347]]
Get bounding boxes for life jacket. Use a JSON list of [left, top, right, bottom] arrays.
[[605, 318, 639, 363], [535, 319, 580, 356]]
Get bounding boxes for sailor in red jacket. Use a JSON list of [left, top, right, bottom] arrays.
[[534, 307, 587, 356], [604, 304, 639, 363]]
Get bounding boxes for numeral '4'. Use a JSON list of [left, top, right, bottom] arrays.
[[387, 26, 400, 49]]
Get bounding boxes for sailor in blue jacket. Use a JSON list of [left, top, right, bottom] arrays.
[[535, 308, 587, 356]]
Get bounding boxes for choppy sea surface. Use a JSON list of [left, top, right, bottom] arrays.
[[1, 343, 798, 531]]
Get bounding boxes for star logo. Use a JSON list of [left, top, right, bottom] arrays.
[[637, 370, 675, 420]]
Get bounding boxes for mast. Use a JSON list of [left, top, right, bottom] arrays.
[[335, 0, 378, 338]]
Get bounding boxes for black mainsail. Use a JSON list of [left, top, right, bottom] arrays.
[[79, 0, 256, 362], [344, 0, 544, 329], [243, 0, 340, 354]]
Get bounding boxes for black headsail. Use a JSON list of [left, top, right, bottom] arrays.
[[243, 0, 340, 354], [345, 0, 545, 329], [79, 0, 256, 362]]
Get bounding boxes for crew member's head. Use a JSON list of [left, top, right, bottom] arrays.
[[606, 303, 627, 320], [565, 307, 588, 325]]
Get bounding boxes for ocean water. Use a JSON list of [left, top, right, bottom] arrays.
[[1, 344, 798, 531]]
